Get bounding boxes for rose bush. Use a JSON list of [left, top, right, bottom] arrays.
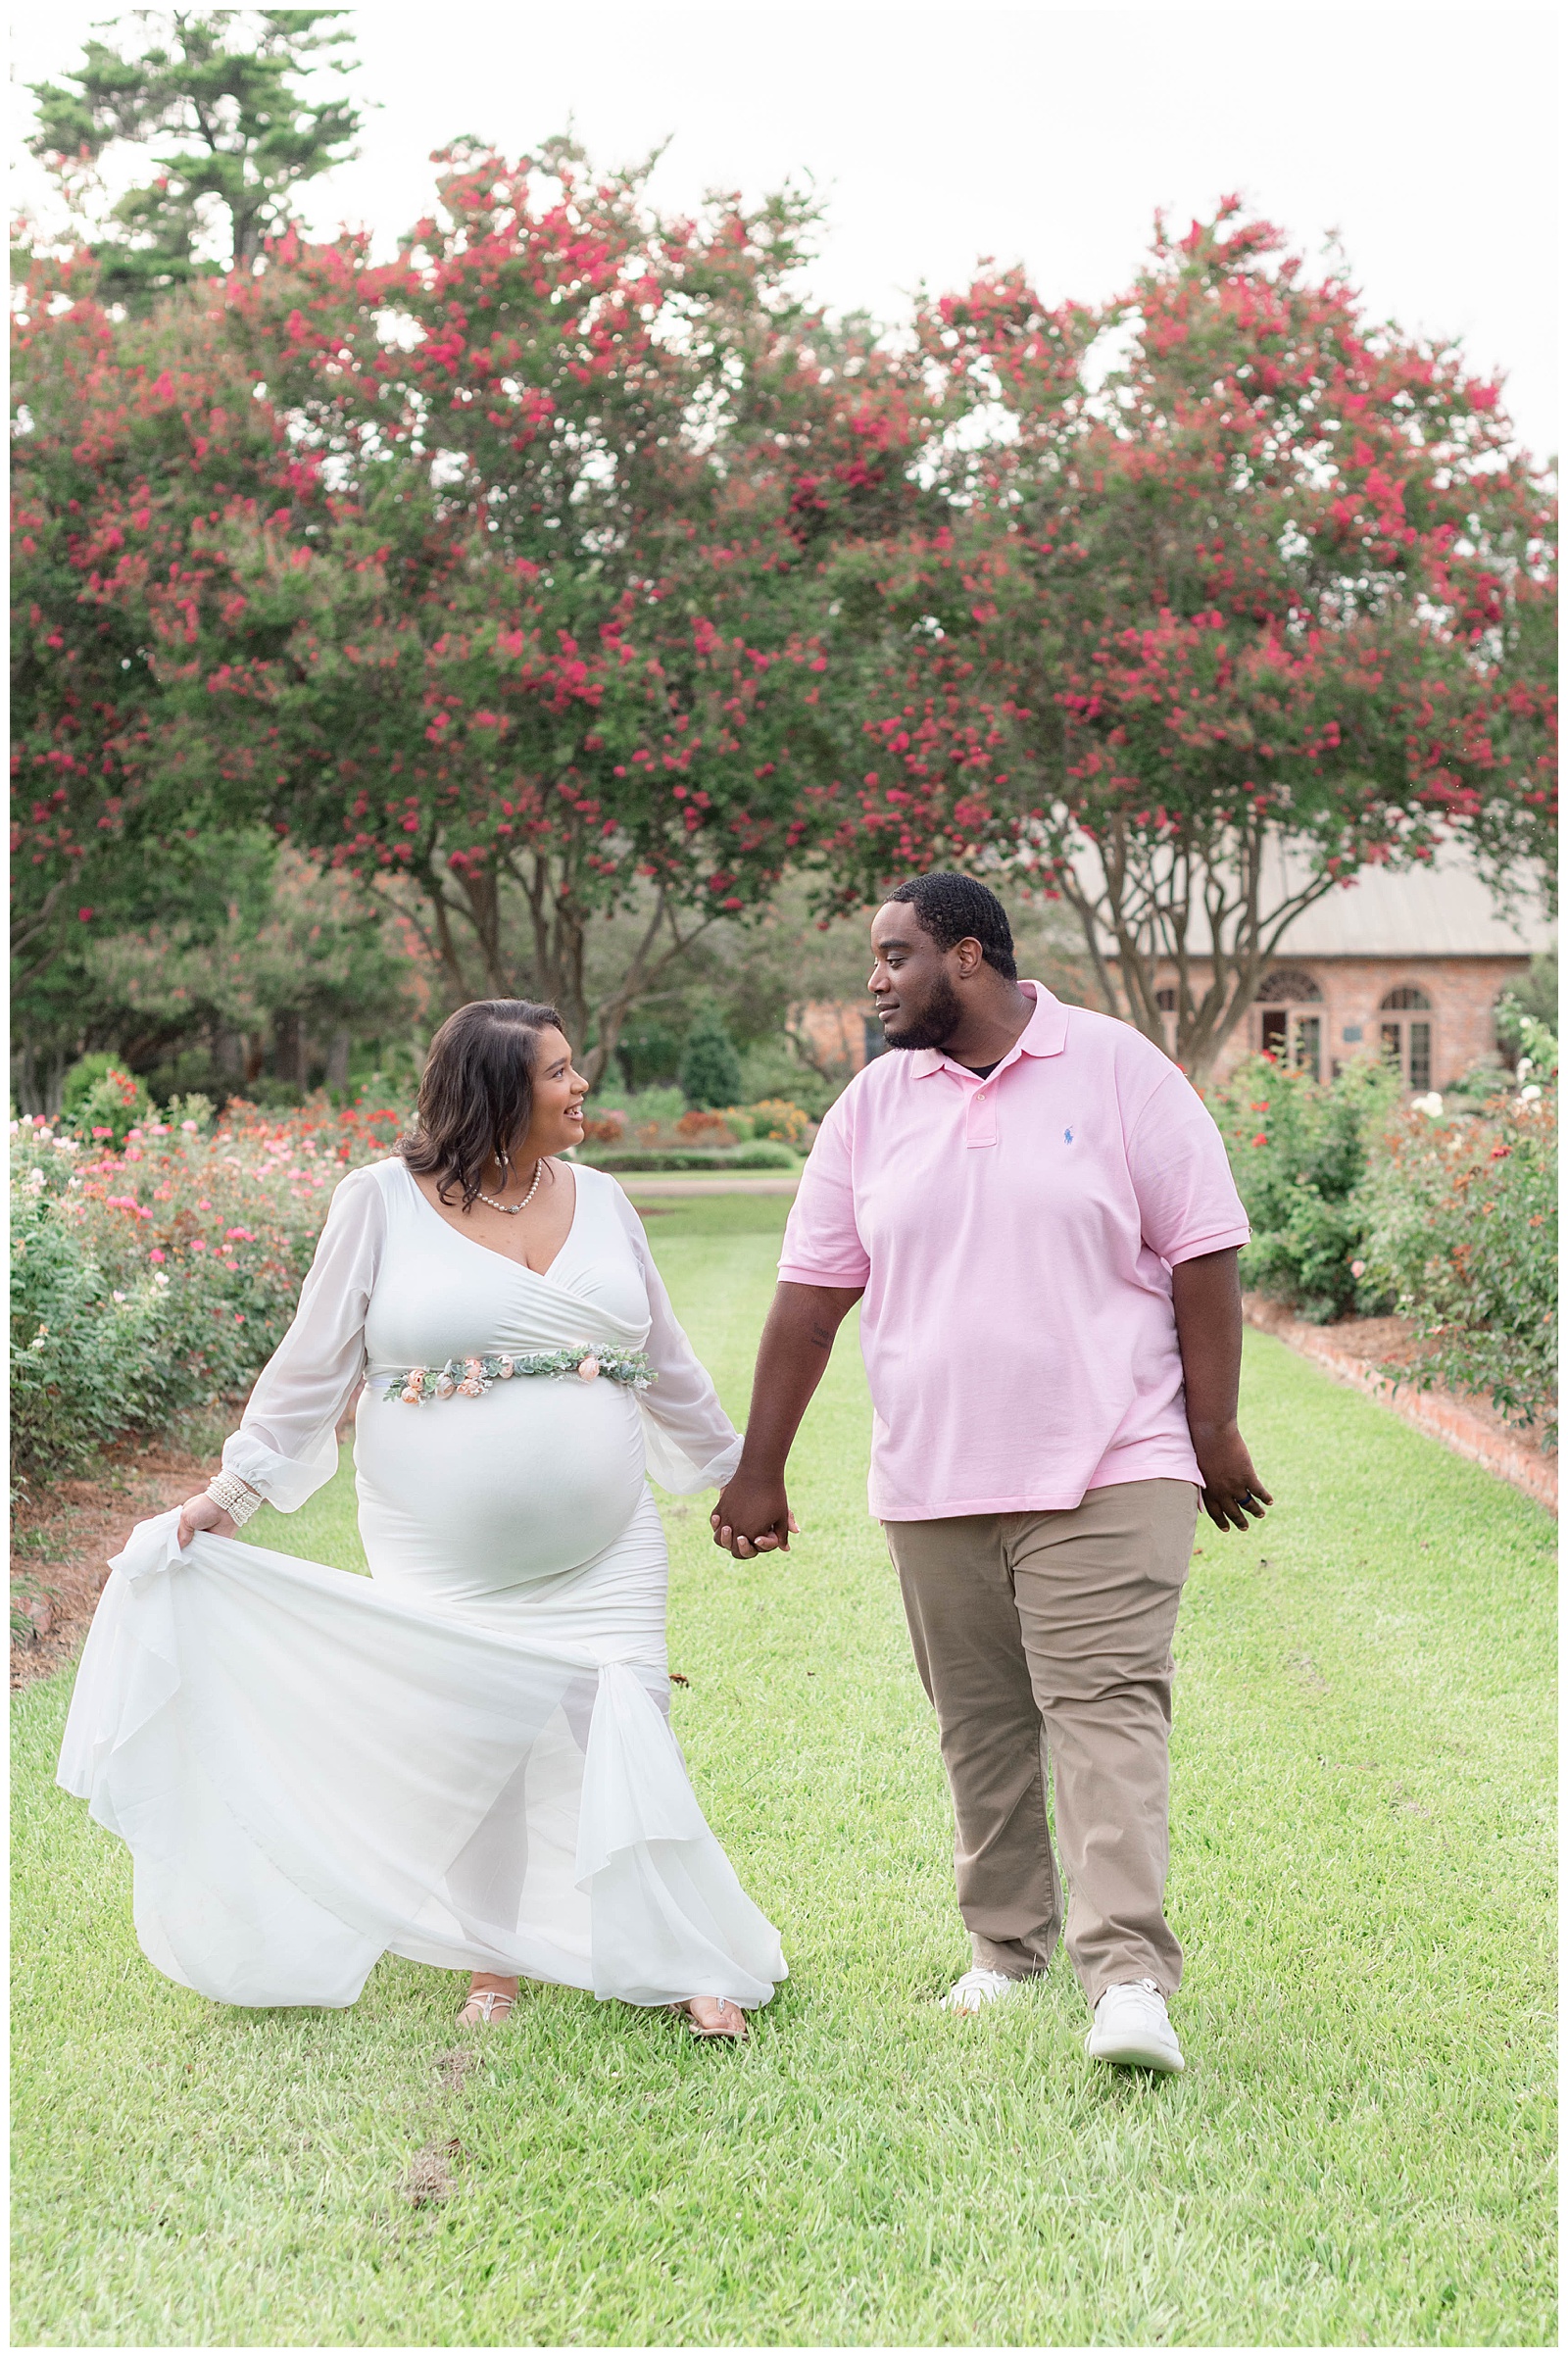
[[1210, 1052, 1401, 1323], [1213, 1046, 1557, 1442], [1356, 1072, 1557, 1444], [10, 1097, 405, 1486]]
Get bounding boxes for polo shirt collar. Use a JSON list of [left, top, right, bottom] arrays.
[[907, 981, 1069, 1078]]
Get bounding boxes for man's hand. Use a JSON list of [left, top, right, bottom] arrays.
[[1171, 1250, 1271, 1535], [710, 1474, 799, 1561], [1190, 1420, 1272, 1534], [176, 1492, 236, 1550]]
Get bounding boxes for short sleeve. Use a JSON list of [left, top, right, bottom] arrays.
[[777, 1098, 870, 1288], [1126, 1069, 1251, 1267]]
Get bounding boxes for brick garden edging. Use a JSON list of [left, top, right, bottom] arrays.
[[1243, 1295, 1557, 1512]]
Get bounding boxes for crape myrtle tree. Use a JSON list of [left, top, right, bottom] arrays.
[[24, 9, 363, 307], [819, 203, 1556, 1079], [14, 136, 915, 1087], [11, 247, 314, 1102], [118, 141, 910, 1079]]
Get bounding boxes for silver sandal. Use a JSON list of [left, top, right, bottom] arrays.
[[458, 1985, 517, 2027], [672, 1997, 748, 2041]]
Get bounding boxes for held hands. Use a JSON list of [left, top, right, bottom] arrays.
[[710, 1472, 799, 1561], [1191, 1420, 1273, 1535], [175, 1492, 237, 1550]]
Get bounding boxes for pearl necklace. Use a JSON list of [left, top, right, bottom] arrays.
[[474, 1158, 547, 1216]]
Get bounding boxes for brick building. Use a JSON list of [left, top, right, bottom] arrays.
[[792, 848, 1553, 1090], [1149, 847, 1553, 1089]]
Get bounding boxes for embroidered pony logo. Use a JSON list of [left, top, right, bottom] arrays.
[[1063, 1127, 1074, 1144]]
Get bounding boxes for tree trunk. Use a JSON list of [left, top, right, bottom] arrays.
[[1059, 825, 1349, 1084], [273, 1009, 305, 1089]]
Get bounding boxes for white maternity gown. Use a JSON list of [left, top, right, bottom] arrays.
[[57, 1157, 787, 2013]]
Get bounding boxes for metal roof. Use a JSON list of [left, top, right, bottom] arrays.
[[1089, 842, 1555, 960]]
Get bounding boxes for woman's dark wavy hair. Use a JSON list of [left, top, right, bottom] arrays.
[[400, 1000, 565, 1209]]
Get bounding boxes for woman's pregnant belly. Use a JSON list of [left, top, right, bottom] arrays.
[[353, 1376, 647, 1604]]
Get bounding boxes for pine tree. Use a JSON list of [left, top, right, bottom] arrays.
[[28, 10, 364, 307], [679, 1009, 744, 1109]]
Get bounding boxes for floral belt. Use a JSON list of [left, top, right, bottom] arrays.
[[381, 1348, 654, 1402]]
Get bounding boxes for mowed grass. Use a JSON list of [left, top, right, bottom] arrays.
[[12, 1193, 1555, 2346]]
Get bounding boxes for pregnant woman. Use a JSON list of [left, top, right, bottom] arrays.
[[59, 1000, 785, 2039]]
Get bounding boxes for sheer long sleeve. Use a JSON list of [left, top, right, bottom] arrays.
[[609, 1187, 743, 1496], [220, 1163, 387, 1511]]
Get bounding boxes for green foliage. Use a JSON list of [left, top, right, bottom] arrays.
[[27, 10, 364, 301], [59, 1055, 122, 1122], [1512, 1011, 1560, 1080], [1210, 1054, 1401, 1322], [679, 1009, 745, 1109], [9, 1096, 404, 1487], [1494, 954, 1559, 1058], [10, 1180, 168, 1487], [1357, 1083, 1558, 1443], [588, 1082, 688, 1126], [581, 1143, 800, 1173], [615, 1026, 683, 1091], [1214, 1047, 1558, 1439], [65, 1064, 154, 1151], [1444, 1054, 1514, 1107], [735, 1040, 842, 1120]]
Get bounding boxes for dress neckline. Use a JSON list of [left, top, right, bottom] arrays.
[[398, 1156, 582, 1282]]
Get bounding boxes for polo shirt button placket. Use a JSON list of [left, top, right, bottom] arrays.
[[965, 1083, 998, 1150]]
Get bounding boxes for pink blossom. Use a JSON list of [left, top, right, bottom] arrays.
[[149, 1249, 166, 1263]]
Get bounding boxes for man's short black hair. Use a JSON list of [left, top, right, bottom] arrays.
[[885, 871, 1017, 982]]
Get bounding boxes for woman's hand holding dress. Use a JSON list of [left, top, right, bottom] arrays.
[[175, 1493, 237, 1549]]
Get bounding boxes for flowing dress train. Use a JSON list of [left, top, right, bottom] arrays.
[[57, 1158, 786, 2012]]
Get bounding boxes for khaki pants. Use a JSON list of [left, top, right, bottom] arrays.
[[885, 1479, 1198, 2005]]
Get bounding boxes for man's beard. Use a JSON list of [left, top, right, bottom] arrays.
[[880, 975, 963, 1051]]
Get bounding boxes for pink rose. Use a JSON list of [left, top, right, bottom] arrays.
[[577, 1355, 601, 1382]]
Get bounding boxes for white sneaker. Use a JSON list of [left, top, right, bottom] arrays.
[[1086, 1978, 1185, 2073], [939, 1967, 1018, 2015]]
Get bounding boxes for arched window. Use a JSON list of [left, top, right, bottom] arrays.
[[1379, 986, 1434, 1091], [1259, 969, 1323, 1004], [1255, 968, 1324, 1078]]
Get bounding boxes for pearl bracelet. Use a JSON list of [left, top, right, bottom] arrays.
[[206, 1471, 263, 1528]]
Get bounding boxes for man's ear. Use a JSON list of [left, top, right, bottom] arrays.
[[953, 936, 986, 981]]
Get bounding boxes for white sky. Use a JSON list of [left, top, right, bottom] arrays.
[[9, 3, 1560, 463]]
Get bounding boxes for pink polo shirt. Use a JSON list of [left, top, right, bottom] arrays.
[[778, 982, 1250, 1520]]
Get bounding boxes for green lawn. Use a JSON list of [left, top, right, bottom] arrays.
[[12, 1195, 1556, 2346]]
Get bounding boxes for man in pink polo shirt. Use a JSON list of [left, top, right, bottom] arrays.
[[712, 872, 1270, 2073]]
